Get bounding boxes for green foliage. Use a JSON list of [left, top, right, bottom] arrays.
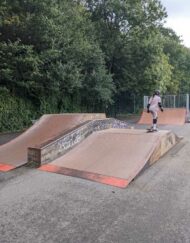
[[161, 27, 190, 94], [0, 41, 42, 100], [0, 0, 114, 132], [0, 0, 190, 131], [0, 88, 37, 132], [83, 0, 170, 96]]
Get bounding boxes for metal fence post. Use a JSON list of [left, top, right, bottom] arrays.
[[186, 94, 189, 113], [143, 96, 145, 109], [143, 96, 148, 109], [133, 94, 136, 113], [174, 95, 176, 108]]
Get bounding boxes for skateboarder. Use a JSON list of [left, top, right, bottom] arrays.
[[147, 90, 164, 132]]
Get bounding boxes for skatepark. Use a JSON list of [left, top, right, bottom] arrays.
[[1, 106, 190, 242], [2, 0, 190, 241], [0, 109, 183, 187]]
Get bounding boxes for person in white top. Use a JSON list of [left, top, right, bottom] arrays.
[[147, 90, 164, 131]]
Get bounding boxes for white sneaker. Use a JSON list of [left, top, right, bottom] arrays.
[[147, 127, 158, 132], [153, 128, 158, 132]]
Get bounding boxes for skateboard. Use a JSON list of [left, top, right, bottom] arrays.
[[146, 128, 158, 133]]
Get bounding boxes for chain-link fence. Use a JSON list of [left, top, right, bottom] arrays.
[[107, 93, 144, 118], [143, 94, 189, 112]]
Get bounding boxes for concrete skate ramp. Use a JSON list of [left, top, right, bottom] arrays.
[[0, 113, 105, 172], [138, 108, 186, 125], [39, 129, 178, 188]]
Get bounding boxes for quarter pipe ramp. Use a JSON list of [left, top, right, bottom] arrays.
[[0, 113, 105, 171], [138, 108, 186, 125]]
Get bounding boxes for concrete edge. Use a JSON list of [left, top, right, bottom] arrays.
[[148, 131, 181, 165]]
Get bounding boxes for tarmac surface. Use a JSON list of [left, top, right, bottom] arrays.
[[0, 132, 21, 146], [1, 123, 190, 243]]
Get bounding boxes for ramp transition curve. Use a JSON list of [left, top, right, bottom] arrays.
[[39, 128, 178, 188], [0, 113, 105, 171], [138, 108, 186, 125]]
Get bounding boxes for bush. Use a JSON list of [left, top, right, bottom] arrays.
[[0, 88, 37, 132]]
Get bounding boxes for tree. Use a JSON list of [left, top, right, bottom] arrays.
[[0, 0, 114, 117], [82, 0, 170, 102], [161, 27, 190, 94]]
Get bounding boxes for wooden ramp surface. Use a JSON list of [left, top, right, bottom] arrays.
[[138, 108, 186, 125], [39, 129, 177, 188], [0, 113, 105, 172]]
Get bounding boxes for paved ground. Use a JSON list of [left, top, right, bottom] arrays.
[[0, 132, 21, 145], [1, 124, 190, 243]]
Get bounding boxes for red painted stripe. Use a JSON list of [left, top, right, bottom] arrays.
[[0, 163, 15, 172], [39, 164, 128, 188]]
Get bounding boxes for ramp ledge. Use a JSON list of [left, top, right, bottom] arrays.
[[27, 118, 128, 167]]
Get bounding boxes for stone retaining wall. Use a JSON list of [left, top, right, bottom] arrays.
[[27, 118, 128, 167]]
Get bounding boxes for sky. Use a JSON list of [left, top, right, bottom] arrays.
[[161, 0, 190, 47]]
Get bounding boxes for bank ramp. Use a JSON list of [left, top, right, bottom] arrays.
[[0, 113, 105, 172], [39, 129, 178, 188], [138, 108, 186, 125]]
